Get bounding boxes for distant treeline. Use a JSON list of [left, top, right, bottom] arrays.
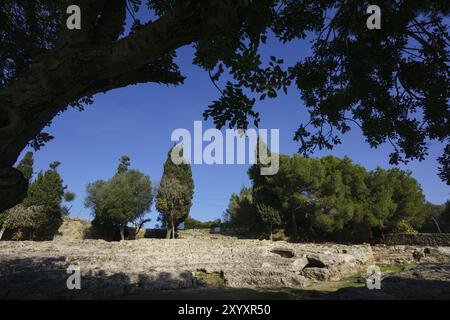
[[0, 146, 195, 241], [183, 217, 221, 230], [223, 152, 450, 243], [2, 149, 448, 243]]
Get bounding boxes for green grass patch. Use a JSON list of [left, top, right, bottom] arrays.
[[336, 276, 366, 289], [379, 263, 416, 275], [195, 270, 226, 288]]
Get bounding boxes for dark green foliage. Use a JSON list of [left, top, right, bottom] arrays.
[[1, 0, 448, 188], [156, 146, 194, 238], [195, 0, 449, 184], [0, 205, 48, 240], [85, 156, 153, 240], [249, 153, 325, 241], [381, 168, 427, 233], [0, 0, 64, 86], [183, 217, 221, 229], [0, 161, 67, 240], [438, 201, 450, 232], [20, 162, 66, 239], [117, 155, 131, 174], [256, 203, 281, 240], [229, 153, 430, 242], [223, 186, 260, 232], [23, 165, 65, 211], [420, 202, 446, 233], [156, 177, 188, 238], [49, 161, 61, 170], [292, 1, 449, 181], [63, 191, 76, 202], [16, 152, 34, 182], [419, 201, 450, 233]]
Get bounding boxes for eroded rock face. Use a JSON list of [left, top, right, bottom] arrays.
[[2, 238, 449, 299], [372, 245, 450, 265], [0, 239, 373, 299], [53, 218, 92, 241]]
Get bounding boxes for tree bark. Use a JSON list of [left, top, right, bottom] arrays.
[[171, 216, 176, 239], [291, 212, 299, 242], [1, 0, 248, 212], [0, 168, 28, 212], [0, 225, 6, 240], [166, 214, 173, 239], [431, 216, 442, 233], [172, 222, 175, 239], [119, 226, 125, 241]]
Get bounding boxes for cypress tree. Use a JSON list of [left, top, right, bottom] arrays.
[[257, 203, 281, 241], [117, 155, 131, 174], [156, 146, 194, 238], [16, 152, 34, 182], [23, 162, 65, 211]]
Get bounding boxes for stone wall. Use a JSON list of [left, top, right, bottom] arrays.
[[383, 233, 450, 246], [54, 217, 151, 241], [53, 217, 91, 241], [0, 239, 374, 299], [177, 229, 232, 240], [54, 218, 235, 241], [372, 245, 450, 265]]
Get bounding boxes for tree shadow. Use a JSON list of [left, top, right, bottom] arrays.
[[0, 256, 194, 299], [328, 276, 450, 300]]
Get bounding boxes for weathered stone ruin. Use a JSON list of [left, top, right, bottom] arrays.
[[1, 235, 449, 299]]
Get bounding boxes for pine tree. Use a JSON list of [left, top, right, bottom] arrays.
[[117, 155, 131, 174], [16, 152, 34, 182], [244, 153, 429, 242], [257, 204, 281, 241], [23, 162, 65, 211], [1, 161, 67, 240], [439, 201, 450, 233], [156, 146, 194, 239], [223, 186, 258, 231]]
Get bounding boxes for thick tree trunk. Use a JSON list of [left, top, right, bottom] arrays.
[[0, 1, 209, 213], [0, 1, 248, 213], [0, 168, 28, 212], [0, 225, 7, 240]]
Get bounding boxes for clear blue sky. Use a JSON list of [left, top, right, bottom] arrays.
[[18, 8, 449, 225]]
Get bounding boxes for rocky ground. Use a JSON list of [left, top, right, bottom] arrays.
[[329, 263, 450, 299], [123, 263, 450, 300], [0, 234, 449, 299], [0, 239, 373, 298]]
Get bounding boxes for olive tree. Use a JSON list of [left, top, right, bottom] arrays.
[[1, 1, 448, 212]]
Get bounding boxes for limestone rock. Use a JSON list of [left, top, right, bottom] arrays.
[[0, 239, 374, 299]]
